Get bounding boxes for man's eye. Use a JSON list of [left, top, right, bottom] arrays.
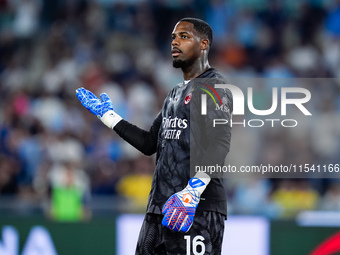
[[182, 35, 188, 39]]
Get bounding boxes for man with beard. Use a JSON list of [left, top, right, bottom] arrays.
[[76, 17, 232, 254]]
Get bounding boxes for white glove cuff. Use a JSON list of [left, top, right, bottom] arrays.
[[100, 110, 122, 129], [187, 173, 211, 195]]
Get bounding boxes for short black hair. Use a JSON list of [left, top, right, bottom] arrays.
[[179, 17, 213, 47]]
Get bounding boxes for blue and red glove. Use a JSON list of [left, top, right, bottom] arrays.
[[76, 87, 122, 129], [162, 177, 210, 232]]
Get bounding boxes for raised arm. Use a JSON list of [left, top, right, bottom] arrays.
[[114, 114, 161, 156], [76, 87, 161, 156]]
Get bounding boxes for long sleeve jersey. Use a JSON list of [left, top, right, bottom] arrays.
[[114, 68, 232, 216]]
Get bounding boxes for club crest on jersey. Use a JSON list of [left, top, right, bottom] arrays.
[[184, 92, 192, 105], [182, 193, 193, 203]]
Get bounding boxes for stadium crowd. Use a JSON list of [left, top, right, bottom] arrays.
[[0, 0, 340, 219]]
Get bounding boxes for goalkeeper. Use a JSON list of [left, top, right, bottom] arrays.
[[76, 18, 232, 255]]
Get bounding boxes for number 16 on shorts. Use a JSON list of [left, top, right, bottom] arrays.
[[184, 235, 205, 255]]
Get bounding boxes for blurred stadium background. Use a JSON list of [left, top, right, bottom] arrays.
[[1, 0, 340, 254]]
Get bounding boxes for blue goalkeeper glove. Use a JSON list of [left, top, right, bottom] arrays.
[[162, 176, 210, 232], [76, 87, 122, 129]]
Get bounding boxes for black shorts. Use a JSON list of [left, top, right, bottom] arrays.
[[135, 211, 226, 255]]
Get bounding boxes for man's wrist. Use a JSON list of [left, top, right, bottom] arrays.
[[187, 174, 211, 195], [100, 110, 123, 129]]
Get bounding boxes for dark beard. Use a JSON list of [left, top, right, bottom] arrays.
[[172, 58, 194, 69]]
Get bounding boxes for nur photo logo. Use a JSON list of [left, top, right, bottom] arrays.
[[199, 82, 312, 128]]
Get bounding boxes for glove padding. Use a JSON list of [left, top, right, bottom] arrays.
[[162, 177, 208, 232], [76, 87, 122, 129]]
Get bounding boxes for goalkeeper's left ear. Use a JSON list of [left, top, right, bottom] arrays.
[[76, 87, 122, 129], [161, 172, 211, 232]]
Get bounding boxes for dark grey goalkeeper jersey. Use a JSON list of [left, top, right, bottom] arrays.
[[114, 68, 232, 216]]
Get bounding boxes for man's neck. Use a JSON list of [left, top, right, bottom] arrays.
[[182, 61, 211, 80]]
